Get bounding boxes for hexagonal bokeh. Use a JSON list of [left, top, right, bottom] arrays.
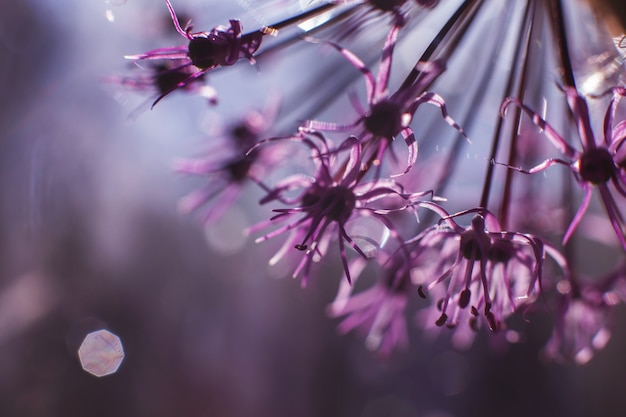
[[78, 329, 125, 377]]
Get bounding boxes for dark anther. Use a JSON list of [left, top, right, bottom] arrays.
[[364, 101, 403, 138], [486, 311, 498, 332], [484, 302, 493, 315], [458, 289, 471, 308], [418, 285, 427, 298], [446, 323, 457, 329], [436, 298, 444, 311], [295, 244, 307, 251], [470, 306, 479, 317], [579, 147, 615, 184], [435, 313, 448, 327]]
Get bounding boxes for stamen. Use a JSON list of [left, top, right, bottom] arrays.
[[418, 285, 427, 298], [458, 288, 471, 308]]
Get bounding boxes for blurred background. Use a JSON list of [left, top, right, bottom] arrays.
[[1, 1, 626, 416]]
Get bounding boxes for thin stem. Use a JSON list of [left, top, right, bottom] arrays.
[[418, 1, 515, 225], [490, 1, 537, 224], [550, 0, 581, 291], [560, 110, 577, 267], [548, 0, 576, 89], [399, 0, 482, 91], [254, 5, 361, 61], [257, 3, 339, 35], [479, 1, 534, 208]]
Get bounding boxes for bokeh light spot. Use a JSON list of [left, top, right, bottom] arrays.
[[78, 329, 125, 377]]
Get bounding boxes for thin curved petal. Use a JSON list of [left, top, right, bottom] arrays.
[[562, 184, 593, 245], [501, 97, 579, 159]]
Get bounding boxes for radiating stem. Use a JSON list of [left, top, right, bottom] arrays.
[[254, 5, 360, 61], [399, 0, 482, 91], [418, 1, 517, 225], [478, 1, 533, 209], [487, 0, 535, 224], [548, 0, 576, 88], [258, 3, 339, 35]]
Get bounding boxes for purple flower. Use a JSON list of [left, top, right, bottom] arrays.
[[304, 21, 466, 175], [328, 250, 414, 355], [104, 61, 217, 115], [175, 153, 257, 224], [412, 205, 556, 333], [501, 86, 626, 249], [542, 269, 625, 364], [108, 61, 208, 95], [124, 0, 262, 105], [248, 131, 432, 286], [175, 107, 275, 224]]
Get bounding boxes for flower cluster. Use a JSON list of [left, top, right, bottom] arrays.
[[111, 0, 626, 364]]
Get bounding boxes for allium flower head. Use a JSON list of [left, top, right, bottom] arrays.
[[249, 131, 432, 285], [103, 0, 626, 367], [501, 86, 626, 249]]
